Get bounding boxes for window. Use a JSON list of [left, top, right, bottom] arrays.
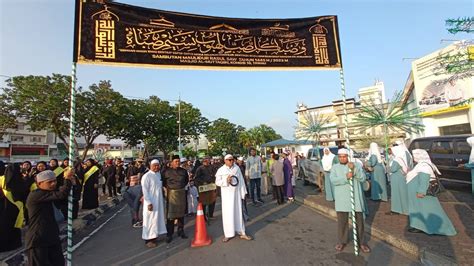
[[431, 141, 453, 154], [439, 123, 471, 135], [411, 140, 432, 151], [455, 139, 471, 155], [11, 136, 24, 142], [31, 136, 42, 142]]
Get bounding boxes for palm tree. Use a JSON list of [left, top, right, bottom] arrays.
[[353, 90, 424, 158], [295, 111, 331, 159]]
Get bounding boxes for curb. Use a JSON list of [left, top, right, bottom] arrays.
[[295, 197, 458, 265], [1, 197, 123, 266]]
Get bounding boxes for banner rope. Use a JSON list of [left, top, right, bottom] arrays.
[[340, 68, 359, 256]]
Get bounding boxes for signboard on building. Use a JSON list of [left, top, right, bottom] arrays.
[[412, 43, 473, 115]]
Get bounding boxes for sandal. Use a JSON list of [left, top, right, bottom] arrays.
[[335, 243, 346, 252], [360, 244, 371, 253], [222, 237, 232, 243], [239, 235, 253, 241]]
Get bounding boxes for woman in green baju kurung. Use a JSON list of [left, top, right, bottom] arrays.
[[389, 146, 409, 215], [461, 137, 474, 195], [368, 142, 388, 201], [406, 149, 456, 236]]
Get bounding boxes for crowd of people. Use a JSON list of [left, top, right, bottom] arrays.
[[318, 139, 463, 252], [2, 136, 470, 264]]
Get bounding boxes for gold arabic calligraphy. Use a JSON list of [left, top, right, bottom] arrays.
[[125, 27, 307, 56]]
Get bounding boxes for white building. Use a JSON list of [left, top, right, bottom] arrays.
[[403, 42, 473, 138], [0, 118, 58, 163], [358, 80, 386, 106]]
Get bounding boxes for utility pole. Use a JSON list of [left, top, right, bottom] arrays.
[[178, 93, 182, 157]]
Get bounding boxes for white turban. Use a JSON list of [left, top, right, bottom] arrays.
[[338, 148, 349, 155], [224, 154, 234, 160], [150, 159, 160, 165]]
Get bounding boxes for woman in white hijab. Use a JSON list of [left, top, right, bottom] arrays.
[[388, 146, 409, 215], [321, 147, 338, 201], [460, 137, 474, 195], [395, 139, 414, 170], [367, 142, 388, 201], [405, 149, 456, 235]]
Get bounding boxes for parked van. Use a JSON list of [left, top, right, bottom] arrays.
[[408, 134, 473, 184], [306, 146, 339, 160]]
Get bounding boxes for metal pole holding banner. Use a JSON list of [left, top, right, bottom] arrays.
[[66, 62, 77, 266], [339, 68, 359, 256]]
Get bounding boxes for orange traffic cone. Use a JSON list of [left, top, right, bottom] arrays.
[[191, 202, 212, 247]]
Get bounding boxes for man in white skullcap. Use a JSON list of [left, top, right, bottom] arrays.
[[330, 148, 370, 253], [26, 169, 76, 265], [141, 159, 167, 248], [215, 154, 252, 242]]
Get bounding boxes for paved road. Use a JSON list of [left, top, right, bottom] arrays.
[[73, 196, 419, 266]]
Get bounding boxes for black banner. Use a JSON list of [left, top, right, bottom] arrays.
[[74, 1, 342, 70]]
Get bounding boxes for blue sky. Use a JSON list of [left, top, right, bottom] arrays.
[[1, 0, 472, 139]]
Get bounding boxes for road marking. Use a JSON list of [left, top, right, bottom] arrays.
[[64, 205, 127, 255]]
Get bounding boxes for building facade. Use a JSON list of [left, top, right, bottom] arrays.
[[0, 118, 58, 163], [403, 42, 473, 138], [296, 83, 405, 151]]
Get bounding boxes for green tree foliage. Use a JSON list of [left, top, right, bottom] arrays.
[[434, 18, 473, 82], [0, 91, 16, 134], [353, 91, 424, 156], [206, 118, 245, 155], [1, 74, 74, 149], [295, 111, 331, 159], [175, 101, 209, 145], [445, 17, 473, 34], [76, 80, 128, 160], [238, 124, 282, 152], [182, 146, 198, 159]]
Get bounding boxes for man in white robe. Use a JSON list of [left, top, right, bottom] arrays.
[[215, 154, 252, 242], [141, 159, 167, 248]]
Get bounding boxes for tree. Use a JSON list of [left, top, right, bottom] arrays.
[[433, 18, 473, 83], [0, 92, 16, 135], [238, 124, 282, 152], [206, 118, 245, 155], [1, 74, 77, 151], [295, 111, 331, 159], [75, 80, 128, 160], [353, 91, 424, 157], [175, 101, 209, 146], [182, 146, 198, 159]]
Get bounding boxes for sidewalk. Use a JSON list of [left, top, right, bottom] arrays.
[[0, 195, 123, 265], [294, 179, 474, 266]]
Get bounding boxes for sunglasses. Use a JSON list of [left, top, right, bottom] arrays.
[[226, 159, 234, 161]]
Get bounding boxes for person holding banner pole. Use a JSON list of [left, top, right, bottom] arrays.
[[330, 149, 370, 253]]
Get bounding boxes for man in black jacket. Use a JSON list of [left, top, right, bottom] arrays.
[[26, 169, 75, 266]]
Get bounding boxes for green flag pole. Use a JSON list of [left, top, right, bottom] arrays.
[[340, 67, 359, 256], [67, 62, 77, 266]]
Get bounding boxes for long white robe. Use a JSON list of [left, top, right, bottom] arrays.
[[141, 170, 167, 240], [215, 163, 247, 238]]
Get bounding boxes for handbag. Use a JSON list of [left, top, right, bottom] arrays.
[[422, 163, 443, 197], [362, 180, 370, 192]]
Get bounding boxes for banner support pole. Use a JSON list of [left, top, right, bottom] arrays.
[[339, 67, 359, 256], [66, 62, 77, 266]]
